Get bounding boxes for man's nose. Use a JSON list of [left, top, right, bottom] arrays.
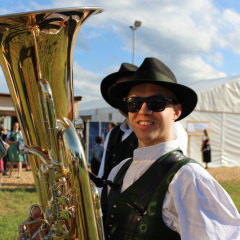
[[138, 102, 152, 115]]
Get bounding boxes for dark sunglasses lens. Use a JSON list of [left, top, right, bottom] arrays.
[[126, 98, 142, 112], [125, 96, 169, 112], [147, 96, 166, 112]]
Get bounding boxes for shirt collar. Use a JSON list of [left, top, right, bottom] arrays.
[[120, 119, 133, 134], [133, 140, 179, 162]]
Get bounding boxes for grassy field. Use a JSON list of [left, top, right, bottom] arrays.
[[220, 182, 240, 210], [0, 183, 240, 240], [0, 188, 39, 240]]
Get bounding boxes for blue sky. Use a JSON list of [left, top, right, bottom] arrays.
[[1, 0, 240, 102]]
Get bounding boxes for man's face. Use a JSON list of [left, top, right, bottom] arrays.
[[127, 83, 182, 148], [13, 123, 19, 131]]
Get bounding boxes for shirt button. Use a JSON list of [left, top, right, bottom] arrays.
[[113, 154, 116, 156], [113, 205, 117, 208], [109, 224, 112, 228], [107, 235, 111, 238], [111, 214, 114, 218]]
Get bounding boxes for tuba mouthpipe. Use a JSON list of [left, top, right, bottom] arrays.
[[38, 79, 63, 166]]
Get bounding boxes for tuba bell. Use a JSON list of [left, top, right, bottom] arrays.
[[0, 7, 104, 239]]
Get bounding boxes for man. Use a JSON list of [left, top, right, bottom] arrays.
[[98, 63, 188, 181], [103, 57, 240, 239], [98, 61, 188, 222], [98, 63, 139, 180]]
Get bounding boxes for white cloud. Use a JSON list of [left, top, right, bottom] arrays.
[[73, 62, 102, 102], [207, 52, 224, 68], [174, 55, 226, 85]]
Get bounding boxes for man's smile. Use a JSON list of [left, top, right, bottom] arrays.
[[138, 120, 154, 126]]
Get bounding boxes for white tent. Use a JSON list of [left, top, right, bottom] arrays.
[[181, 75, 240, 167], [79, 75, 240, 167]]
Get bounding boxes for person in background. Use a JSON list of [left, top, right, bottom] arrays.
[[201, 129, 211, 169], [103, 57, 240, 239], [91, 135, 103, 175], [5, 122, 24, 178], [102, 123, 116, 145], [0, 127, 5, 186], [0, 125, 9, 175], [0, 142, 5, 186], [0, 157, 3, 186], [98, 63, 139, 180]]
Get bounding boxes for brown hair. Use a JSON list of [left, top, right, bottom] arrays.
[[203, 129, 209, 139], [95, 136, 102, 144]]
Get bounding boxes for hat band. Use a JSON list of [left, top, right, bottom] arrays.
[[132, 71, 176, 83]]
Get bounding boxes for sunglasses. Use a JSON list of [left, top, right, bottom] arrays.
[[123, 95, 178, 113]]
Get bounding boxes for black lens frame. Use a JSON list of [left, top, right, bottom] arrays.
[[123, 95, 178, 113]]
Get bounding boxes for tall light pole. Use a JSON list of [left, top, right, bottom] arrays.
[[129, 20, 142, 64]]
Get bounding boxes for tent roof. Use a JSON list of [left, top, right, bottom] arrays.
[[189, 75, 240, 92], [193, 76, 240, 113]]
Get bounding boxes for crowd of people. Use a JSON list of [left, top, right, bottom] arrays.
[[17, 57, 240, 240]]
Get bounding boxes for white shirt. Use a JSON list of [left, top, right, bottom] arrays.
[[98, 119, 132, 178], [107, 141, 240, 240], [98, 120, 188, 178]]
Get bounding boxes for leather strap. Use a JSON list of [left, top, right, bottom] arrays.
[[89, 170, 120, 223]]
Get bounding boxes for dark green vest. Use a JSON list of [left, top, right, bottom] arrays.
[[105, 151, 197, 239], [103, 124, 138, 180]]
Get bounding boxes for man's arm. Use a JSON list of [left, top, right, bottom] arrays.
[[163, 163, 240, 239]]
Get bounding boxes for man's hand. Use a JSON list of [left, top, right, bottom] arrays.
[[17, 206, 45, 240]]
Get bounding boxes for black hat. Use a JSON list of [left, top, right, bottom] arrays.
[[108, 57, 197, 121], [101, 63, 138, 108]]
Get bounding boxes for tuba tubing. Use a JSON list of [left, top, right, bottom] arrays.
[[0, 7, 104, 240]]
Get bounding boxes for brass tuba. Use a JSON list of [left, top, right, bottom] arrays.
[[0, 7, 104, 240]]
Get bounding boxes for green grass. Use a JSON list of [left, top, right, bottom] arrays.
[[0, 183, 240, 240], [221, 182, 240, 212], [0, 188, 39, 240]]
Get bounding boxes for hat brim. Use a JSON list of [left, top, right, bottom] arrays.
[[101, 71, 136, 108], [108, 79, 198, 121]]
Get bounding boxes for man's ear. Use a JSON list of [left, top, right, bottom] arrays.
[[174, 104, 182, 121]]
